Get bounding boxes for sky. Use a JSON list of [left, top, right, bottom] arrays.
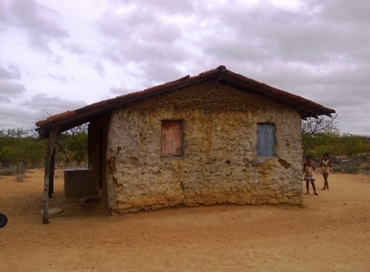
[[0, 0, 369, 135]]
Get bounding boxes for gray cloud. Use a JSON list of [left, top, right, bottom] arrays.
[[0, 62, 25, 103], [97, 1, 189, 83], [99, 19, 185, 63], [2, 0, 69, 52], [47, 73, 68, 83], [110, 0, 194, 16], [94, 61, 105, 77], [0, 80, 25, 95], [22, 93, 87, 115], [0, 0, 10, 28], [0, 93, 86, 130], [319, 0, 370, 24], [0, 63, 21, 79], [0, 104, 39, 129], [66, 43, 86, 55]]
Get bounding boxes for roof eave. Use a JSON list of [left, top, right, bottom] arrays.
[[35, 65, 335, 140]]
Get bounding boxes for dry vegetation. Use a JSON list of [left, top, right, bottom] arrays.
[[1, 169, 370, 271]]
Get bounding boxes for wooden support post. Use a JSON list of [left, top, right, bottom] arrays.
[[49, 148, 55, 197], [42, 128, 59, 224]]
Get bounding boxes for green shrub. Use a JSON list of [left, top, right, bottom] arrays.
[[303, 132, 370, 160], [0, 127, 88, 176]]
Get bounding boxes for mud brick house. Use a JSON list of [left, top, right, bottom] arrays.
[[36, 65, 335, 223]]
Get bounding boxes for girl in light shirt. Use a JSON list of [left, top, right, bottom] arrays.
[[320, 153, 332, 190]]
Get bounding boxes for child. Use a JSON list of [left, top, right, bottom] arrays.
[[319, 153, 332, 190], [303, 156, 318, 195]]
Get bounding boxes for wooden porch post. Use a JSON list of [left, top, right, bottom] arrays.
[[49, 148, 55, 197], [42, 127, 59, 224]]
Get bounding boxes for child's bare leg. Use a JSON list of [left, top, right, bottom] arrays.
[[322, 174, 326, 190], [323, 173, 329, 189], [312, 182, 318, 195], [305, 181, 309, 194]]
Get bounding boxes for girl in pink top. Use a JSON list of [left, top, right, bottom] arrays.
[[303, 156, 318, 195]]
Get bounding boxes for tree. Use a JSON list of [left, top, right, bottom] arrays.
[[302, 114, 338, 136], [301, 114, 338, 157], [55, 124, 88, 167]]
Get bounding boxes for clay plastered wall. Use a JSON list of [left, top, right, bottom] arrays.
[[106, 82, 303, 213]]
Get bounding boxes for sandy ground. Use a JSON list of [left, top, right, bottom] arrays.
[[0, 170, 369, 272]]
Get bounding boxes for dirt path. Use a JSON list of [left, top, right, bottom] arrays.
[[0, 170, 369, 271]]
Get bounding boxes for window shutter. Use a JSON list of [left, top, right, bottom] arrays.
[[257, 124, 275, 156], [161, 121, 183, 157]]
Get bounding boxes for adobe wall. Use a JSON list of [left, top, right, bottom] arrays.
[[106, 82, 303, 213]]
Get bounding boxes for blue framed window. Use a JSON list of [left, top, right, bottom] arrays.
[[257, 124, 275, 156]]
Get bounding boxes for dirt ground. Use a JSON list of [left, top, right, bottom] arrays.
[[0, 169, 369, 272]]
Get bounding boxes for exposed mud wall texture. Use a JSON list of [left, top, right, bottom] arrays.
[[106, 82, 303, 213]]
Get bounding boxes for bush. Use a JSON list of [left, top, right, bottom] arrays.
[[303, 132, 370, 160], [0, 127, 88, 177], [0, 129, 47, 170]]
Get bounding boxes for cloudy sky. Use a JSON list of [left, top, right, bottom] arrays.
[[0, 0, 369, 135]]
